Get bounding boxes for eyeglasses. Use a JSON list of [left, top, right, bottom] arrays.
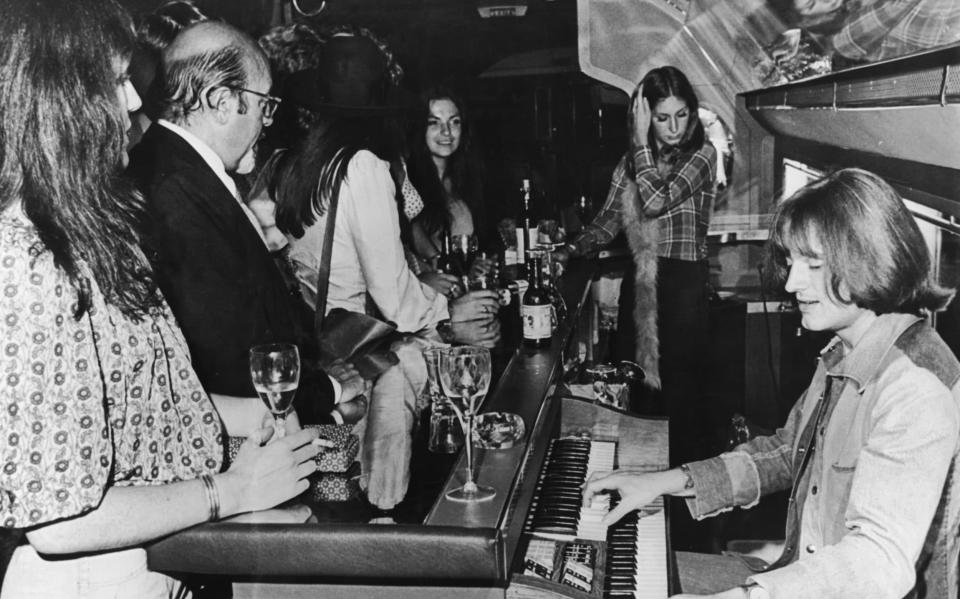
[[231, 87, 281, 120]]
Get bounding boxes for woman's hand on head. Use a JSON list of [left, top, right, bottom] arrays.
[[631, 83, 652, 150], [219, 426, 321, 516]]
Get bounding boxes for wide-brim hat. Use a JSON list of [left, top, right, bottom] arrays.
[[279, 33, 414, 117]]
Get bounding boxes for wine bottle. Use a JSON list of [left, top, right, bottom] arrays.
[[522, 256, 553, 348], [436, 232, 464, 277], [520, 179, 533, 276], [576, 194, 591, 228]]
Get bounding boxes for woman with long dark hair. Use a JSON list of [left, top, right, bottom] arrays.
[[560, 65, 718, 466], [0, 1, 322, 595], [406, 85, 488, 281]]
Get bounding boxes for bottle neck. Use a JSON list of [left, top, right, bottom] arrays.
[[529, 257, 543, 288], [520, 179, 532, 219], [441, 234, 451, 256]]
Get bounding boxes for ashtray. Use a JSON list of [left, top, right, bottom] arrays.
[[472, 412, 526, 449]]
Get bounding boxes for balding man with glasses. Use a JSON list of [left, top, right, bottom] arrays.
[[128, 20, 366, 434]]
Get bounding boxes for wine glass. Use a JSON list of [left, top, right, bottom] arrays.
[[423, 347, 464, 453], [438, 346, 495, 502], [249, 343, 300, 439]]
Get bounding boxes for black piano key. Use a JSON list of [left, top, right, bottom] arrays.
[[537, 492, 583, 500]]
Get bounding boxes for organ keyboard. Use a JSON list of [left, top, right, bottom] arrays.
[[509, 421, 671, 599]]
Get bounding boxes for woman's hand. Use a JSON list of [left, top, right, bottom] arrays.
[[581, 468, 686, 526], [420, 271, 463, 298], [260, 407, 303, 438], [450, 290, 500, 322], [451, 318, 501, 348], [770, 28, 802, 64], [631, 82, 651, 150], [218, 426, 321, 516], [225, 503, 314, 524], [326, 358, 369, 397], [333, 394, 368, 425]]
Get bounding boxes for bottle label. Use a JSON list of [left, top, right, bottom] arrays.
[[522, 304, 553, 340]]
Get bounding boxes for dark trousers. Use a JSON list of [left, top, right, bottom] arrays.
[[614, 256, 710, 467]]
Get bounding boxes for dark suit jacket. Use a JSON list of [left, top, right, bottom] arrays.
[[127, 123, 334, 418]]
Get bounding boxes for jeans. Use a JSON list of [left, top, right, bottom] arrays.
[[676, 550, 755, 594]]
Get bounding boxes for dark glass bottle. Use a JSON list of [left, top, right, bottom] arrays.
[[522, 256, 553, 348], [576, 194, 592, 229], [520, 178, 533, 278], [436, 232, 464, 277]]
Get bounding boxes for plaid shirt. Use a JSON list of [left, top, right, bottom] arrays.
[[831, 0, 960, 62], [571, 142, 717, 262]]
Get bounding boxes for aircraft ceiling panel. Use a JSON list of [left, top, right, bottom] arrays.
[[751, 105, 960, 171]]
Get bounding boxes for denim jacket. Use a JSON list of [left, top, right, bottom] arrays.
[[685, 313, 960, 599]]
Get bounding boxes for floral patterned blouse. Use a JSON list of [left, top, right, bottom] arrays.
[[0, 206, 223, 528]]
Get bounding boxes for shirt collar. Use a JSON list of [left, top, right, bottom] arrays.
[[157, 120, 238, 198], [820, 312, 924, 390]]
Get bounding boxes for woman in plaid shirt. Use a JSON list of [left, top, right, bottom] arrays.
[[560, 66, 718, 467]]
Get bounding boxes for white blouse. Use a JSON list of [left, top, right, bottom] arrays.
[[287, 150, 449, 333]]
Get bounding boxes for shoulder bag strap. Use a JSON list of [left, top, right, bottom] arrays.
[[313, 176, 341, 333]]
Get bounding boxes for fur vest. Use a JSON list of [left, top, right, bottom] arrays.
[[619, 176, 661, 389]]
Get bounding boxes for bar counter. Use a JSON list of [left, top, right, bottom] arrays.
[[146, 258, 597, 595]]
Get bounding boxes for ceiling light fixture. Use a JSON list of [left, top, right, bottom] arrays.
[[477, 1, 528, 18]]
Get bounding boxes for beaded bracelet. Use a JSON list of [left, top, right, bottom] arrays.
[[199, 474, 221, 522]]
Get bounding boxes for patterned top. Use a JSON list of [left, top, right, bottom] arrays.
[[571, 142, 717, 262], [831, 0, 960, 62], [0, 206, 223, 528]]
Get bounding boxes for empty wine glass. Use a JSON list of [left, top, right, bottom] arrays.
[[438, 346, 495, 502], [249, 343, 300, 439], [423, 347, 463, 454]]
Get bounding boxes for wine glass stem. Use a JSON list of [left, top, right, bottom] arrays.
[[274, 413, 287, 439], [464, 409, 476, 489]]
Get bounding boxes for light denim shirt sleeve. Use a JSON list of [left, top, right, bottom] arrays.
[[682, 366, 960, 599], [682, 395, 805, 519]]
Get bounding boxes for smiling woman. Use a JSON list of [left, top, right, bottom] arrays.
[[407, 85, 488, 264]]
